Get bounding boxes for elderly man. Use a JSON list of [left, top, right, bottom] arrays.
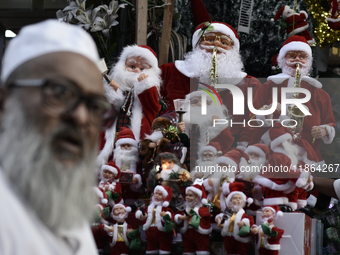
[[251, 35, 336, 164], [0, 20, 110, 254], [160, 0, 261, 148]]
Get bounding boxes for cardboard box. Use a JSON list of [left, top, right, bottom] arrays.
[[256, 211, 315, 255]]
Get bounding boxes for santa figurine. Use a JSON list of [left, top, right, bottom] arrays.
[[174, 184, 211, 255], [327, 0, 340, 30], [140, 111, 189, 178], [97, 44, 162, 167], [112, 127, 144, 206], [98, 161, 123, 207], [147, 152, 191, 199], [136, 185, 174, 255], [216, 182, 254, 255], [93, 204, 141, 255], [251, 205, 284, 255], [272, 5, 315, 44]]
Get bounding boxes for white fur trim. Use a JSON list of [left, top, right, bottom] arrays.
[[287, 24, 309, 37], [129, 94, 143, 141], [115, 138, 138, 148], [118, 45, 158, 69], [104, 84, 125, 108], [203, 179, 213, 192], [201, 198, 208, 204], [174, 214, 183, 224], [288, 202, 297, 211], [192, 23, 240, 52], [198, 146, 217, 157], [134, 77, 159, 95], [247, 197, 253, 205], [186, 186, 203, 198], [321, 125, 335, 144], [278, 41, 312, 60], [245, 146, 266, 160], [267, 73, 322, 88], [216, 156, 238, 168], [154, 186, 169, 198], [236, 141, 248, 151], [197, 226, 212, 235], [143, 204, 166, 231], [326, 17, 340, 22], [260, 130, 271, 147], [110, 222, 129, 247], [297, 199, 307, 209], [221, 209, 251, 243], [163, 201, 169, 207], [215, 213, 224, 223], [130, 173, 142, 190], [180, 147, 187, 164], [263, 197, 289, 206], [242, 218, 250, 227], [270, 133, 292, 151], [101, 165, 118, 175], [222, 182, 230, 196], [114, 204, 131, 213], [135, 210, 143, 220], [97, 123, 117, 168], [255, 176, 295, 192], [277, 211, 283, 217]]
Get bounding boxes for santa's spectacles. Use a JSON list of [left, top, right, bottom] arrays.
[[9, 78, 111, 127], [285, 51, 308, 60], [202, 33, 233, 46]]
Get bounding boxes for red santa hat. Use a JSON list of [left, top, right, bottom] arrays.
[[272, 5, 293, 22], [117, 44, 158, 69], [269, 123, 293, 151], [295, 138, 318, 163], [94, 187, 108, 205], [186, 184, 208, 204], [101, 161, 121, 180], [245, 143, 271, 162], [217, 148, 251, 169], [154, 185, 173, 207], [224, 182, 253, 207], [262, 205, 283, 219], [116, 127, 138, 148], [198, 141, 221, 158], [190, 0, 239, 51], [113, 203, 132, 213], [278, 35, 312, 61]]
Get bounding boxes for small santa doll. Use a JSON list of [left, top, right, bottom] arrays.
[[98, 161, 123, 207], [112, 127, 144, 206], [327, 0, 340, 30], [251, 205, 284, 255], [174, 184, 211, 255], [136, 185, 174, 254], [272, 5, 315, 44], [216, 182, 254, 255], [97, 44, 162, 167]]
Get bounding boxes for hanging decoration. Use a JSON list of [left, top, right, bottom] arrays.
[[304, 0, 340, 47]]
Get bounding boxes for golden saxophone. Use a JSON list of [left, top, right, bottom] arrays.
[[287, 63, 309, 136], [209, 47, 218, 87]]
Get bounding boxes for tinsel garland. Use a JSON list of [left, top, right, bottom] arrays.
[[304, 0, 340, 48]]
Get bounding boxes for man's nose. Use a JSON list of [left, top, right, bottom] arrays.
[[68, 102, 91, 126], [132, 67, 141, 73]]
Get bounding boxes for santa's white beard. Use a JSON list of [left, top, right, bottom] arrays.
[[160, 164, 180, 181], [151, 197, 163, 207], [183, 103, 228, 126], [277, 56, 312, 77], [261, 216, 274, 224], [182, 47, 245, 80], [194, 159, 218, 178], [186, 197, 202, 208], [110, 61, 162, 92], [111, 212, 128, 222], [229, 201, 245, 212], [113, 145, 139, 165], [239, 157, 266, 180], [0, 94, 97, 234], [281, 141, 299, 167]]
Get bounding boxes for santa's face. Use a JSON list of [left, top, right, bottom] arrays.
[[231, 194, 243, 206], [186, 190, 198, 203], [262, 208, 274, 218], [202, 151, 216, 161], [120, 143, 132, 150], [161, 159, 175, 170], [248, 152, 260, 160], [102, 169, 115, 181], [153, 190, 164, 202], [285, 51, 308, 68], [199, 32, 234, 53], [125, 56, 151, 73], [190, 96, 212, 107], [113, 206, 126, 216]]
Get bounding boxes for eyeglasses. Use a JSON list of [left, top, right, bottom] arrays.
[[286, 51, 309, 60], [202, 33, 233, 46], [9, 79, 111, 127]]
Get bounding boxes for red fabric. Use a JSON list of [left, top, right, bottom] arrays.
[[259, 248, 279, 255], [145, 226, 173, 252], [182, 228, 210, 253], [110, 241, 130, 255], [190, 0, 212, 28], [287, 187, 299, 203], [91, 224, 106, 250], [250, 79, 336, 161], [175, 208, 211, 234], [223, 236, 250, 255]]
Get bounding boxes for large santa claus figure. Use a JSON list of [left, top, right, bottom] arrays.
[[160, 0, 261, 146], [98, 45, 162, 166], [251, 35, 336, 164]]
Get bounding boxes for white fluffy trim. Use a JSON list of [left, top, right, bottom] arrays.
[[287, 24, 309, 37], [144, 131, 163, 142], [116, 138, 138, 148], [321, 125, 335, 144], [186, 186, 202, 198], [216, 156, 238, 168], [245, 146, 266, 160], [270, 133, 292, 151], [154, 185, 169, 198], [104, 83, 125, 108], [113, 204, 132, 213], [263, 197, 289, 206], [198, 146, 217, 157], [192, 22, 240, 52], [101, 165, 118, 175], [278, 41, 312, 60]]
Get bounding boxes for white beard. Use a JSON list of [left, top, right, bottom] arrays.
[[111, 212, 128, 222], [160, 164, 180, 181], [186, 197, 202, 208], [113, 145, 139, 165], [194, 159, 218, 179], [230, 201, 245, 212], [110, 61, 162, 92], [0, 94, 97, 234], [261, 216, 274, 224], [150, 197, 163, 207], [277, 55, 312, 77], [182, 47, 245, 80], [238, 157, 266, 180], [281, 141, 299, 167]]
